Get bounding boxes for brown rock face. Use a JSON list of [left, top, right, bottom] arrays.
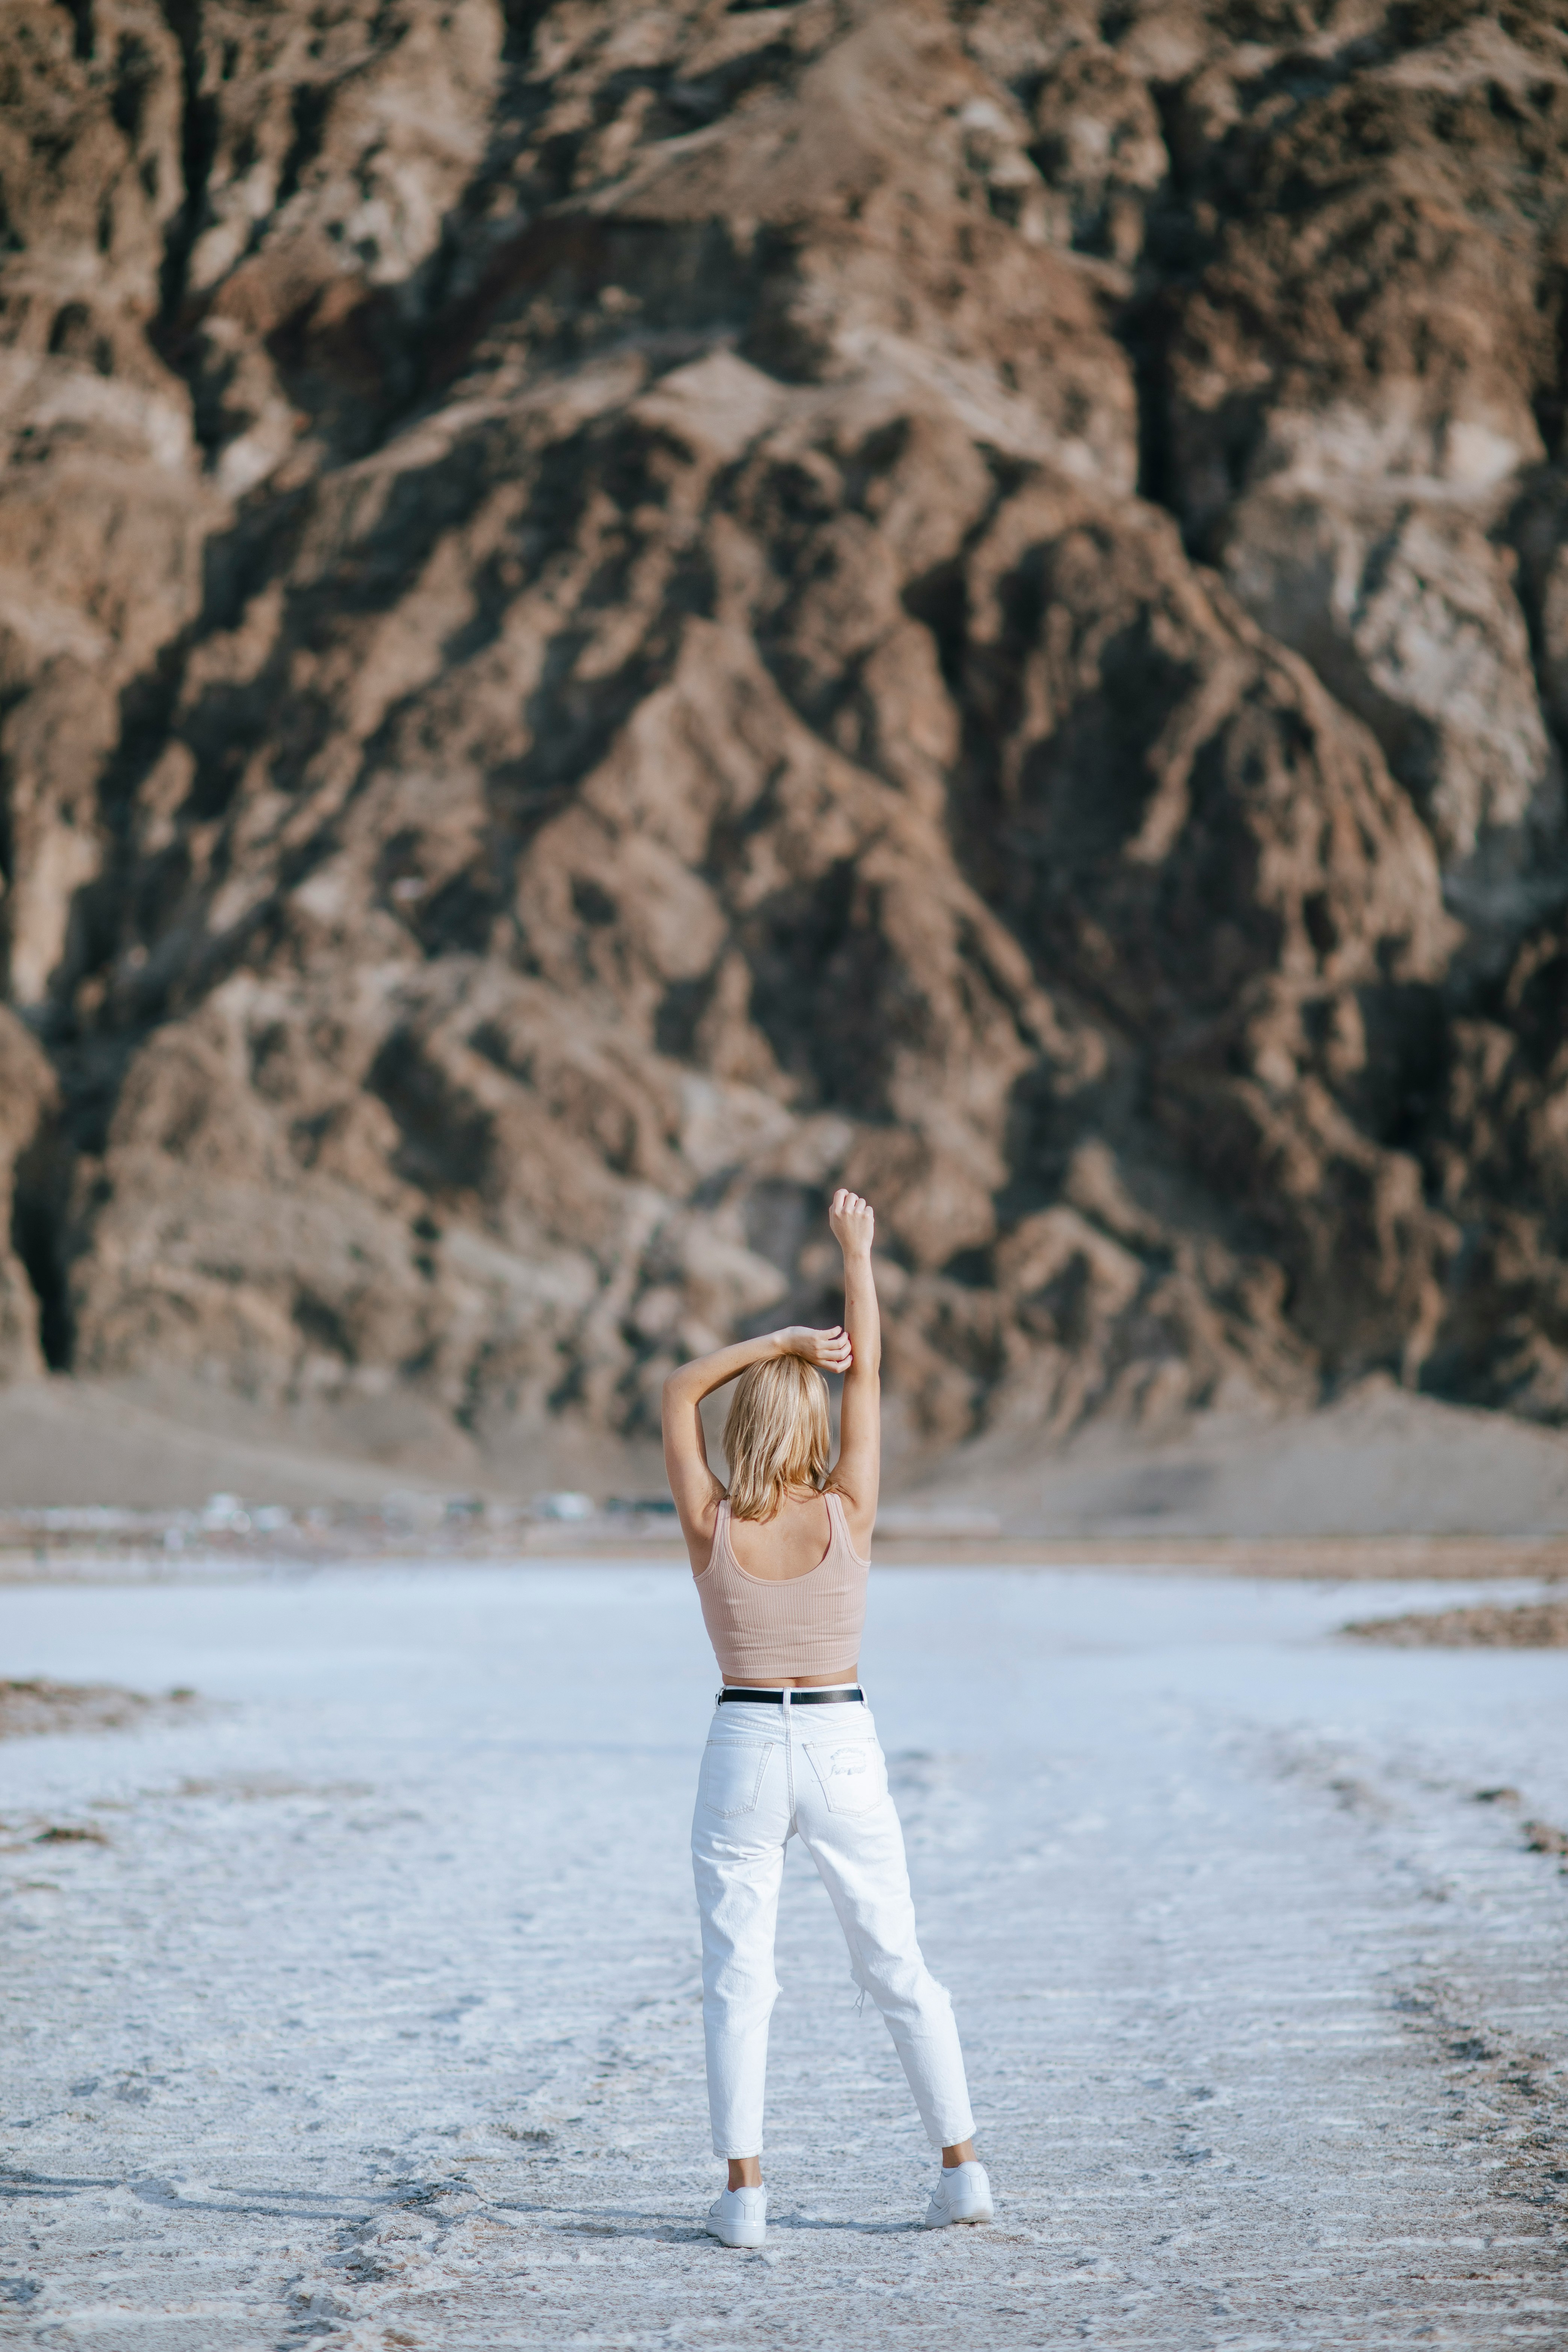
[[1167, 14, 1568, 942], [4, 0, 1568, 1475]]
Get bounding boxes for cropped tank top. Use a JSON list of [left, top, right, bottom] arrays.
[[695, 1492, 869, 1682]]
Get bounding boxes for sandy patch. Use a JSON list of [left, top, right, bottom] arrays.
[[1343, 1599, 1568, 1647], [906, 1376, 1568, 1537]]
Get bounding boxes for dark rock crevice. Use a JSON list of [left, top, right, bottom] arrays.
[[9, 1131, 74, 1373], [152, 0, 221, 351]]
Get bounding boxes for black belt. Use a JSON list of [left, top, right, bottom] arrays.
[[718, 1686, 864, 1705]]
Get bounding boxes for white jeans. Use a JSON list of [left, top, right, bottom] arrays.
[[691, 1693, 975, 2158]]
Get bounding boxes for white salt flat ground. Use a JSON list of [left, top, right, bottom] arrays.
[[1, 1564, 1566, 2351]]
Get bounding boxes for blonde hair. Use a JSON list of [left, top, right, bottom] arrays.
[[723, 1353, 832, 1522]]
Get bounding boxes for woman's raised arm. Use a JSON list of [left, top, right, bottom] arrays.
[[662, 1322, 852, 1571], [827, 1189, 880, 1550]]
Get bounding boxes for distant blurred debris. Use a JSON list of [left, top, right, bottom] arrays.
[[203, 1493, 251, 1533], [532, 1492, 595, 1522], [0, 1485, 700, 1574], [1343, 1599, 1568, 1647]]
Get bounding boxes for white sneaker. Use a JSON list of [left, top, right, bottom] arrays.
[[924, 2159, 993, 2227], [707, 2185, 767, 2248]]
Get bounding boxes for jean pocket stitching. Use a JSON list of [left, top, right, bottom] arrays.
[[803, 1738, 885, 1815], [700, 1737, 773, 1818]]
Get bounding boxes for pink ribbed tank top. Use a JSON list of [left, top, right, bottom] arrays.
[[695, 1492, 869, 1682]]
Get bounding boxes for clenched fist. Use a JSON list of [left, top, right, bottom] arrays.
[[829, 1188, 875, 1259]]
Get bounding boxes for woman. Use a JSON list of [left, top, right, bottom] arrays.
[[662, 1187, 991, 2249]]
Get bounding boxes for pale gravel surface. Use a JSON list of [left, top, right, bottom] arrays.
[[1, 1564, 1566, 2352]]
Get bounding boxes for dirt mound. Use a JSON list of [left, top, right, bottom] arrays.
[[3, 0, 1568, 1476], [0, 1678, 200, 1739], [1343, 1600, 1568, 1648]]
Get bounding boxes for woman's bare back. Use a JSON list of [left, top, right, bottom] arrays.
[[725, 1488, 834, 1582]]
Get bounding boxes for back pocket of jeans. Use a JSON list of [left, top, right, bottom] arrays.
[[803, 1738, 885, 1816], [700, 1736, 773, 1818]]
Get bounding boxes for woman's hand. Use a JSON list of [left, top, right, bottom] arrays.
[[774, 1323, 853, 1373], [828, 1188, 875, 1258]]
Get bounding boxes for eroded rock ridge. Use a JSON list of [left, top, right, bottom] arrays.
[[3, 0, 1568, 1473]]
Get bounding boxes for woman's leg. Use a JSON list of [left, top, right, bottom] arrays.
[[792, 1728, 975, 2151], [691, 1729, 790, 2168]]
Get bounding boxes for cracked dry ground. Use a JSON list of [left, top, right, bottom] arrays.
[[2, 1563, 1566, 2350]]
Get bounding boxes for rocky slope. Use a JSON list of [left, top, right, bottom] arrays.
[[2, 0, 1568, 1480]]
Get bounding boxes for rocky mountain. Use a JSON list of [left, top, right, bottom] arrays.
[[3, 0, 1568, 1482]]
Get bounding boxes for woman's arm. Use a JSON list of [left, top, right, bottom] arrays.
[[827, 1189, 880, 1550], [662, 1322, 852, 1572]]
